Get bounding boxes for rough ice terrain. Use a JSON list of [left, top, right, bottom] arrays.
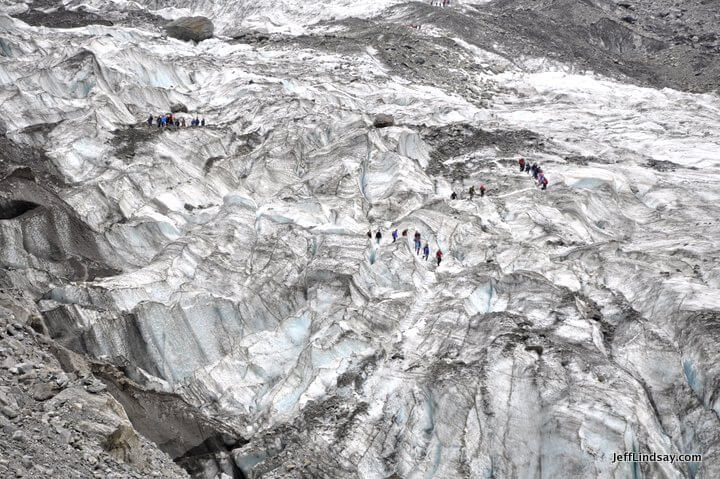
[[2, 0, 720, 477]]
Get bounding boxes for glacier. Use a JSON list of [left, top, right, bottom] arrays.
[[1, 0, 720, 477]]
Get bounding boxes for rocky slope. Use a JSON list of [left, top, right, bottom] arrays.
[[0, 293, 190, 478], [1, 0, 720, 478]]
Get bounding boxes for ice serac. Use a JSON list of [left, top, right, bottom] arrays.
[[2, 0, 720, 478]]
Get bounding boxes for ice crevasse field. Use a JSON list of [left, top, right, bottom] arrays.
[[1, 0, 720, 477]]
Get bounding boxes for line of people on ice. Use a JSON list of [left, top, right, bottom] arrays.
[[518, 158, 549, 190], [367, 229, 443, 266], [430, 0, 451, 6], [147, 114, 206, 128], [365, 158, 552, 267], [369, 182, 488, 267], [364, 156, 554, 268]]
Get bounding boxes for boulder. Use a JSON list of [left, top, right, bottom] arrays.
[[0, 405, 19, 419], [105, 425, 143, 465], [373, 114, 395, 128], [165, 16, 214, 42], [31, 383, 60, 402], [170, 103, 188, 113]]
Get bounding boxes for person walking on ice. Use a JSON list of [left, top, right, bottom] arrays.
[[436, 249, 443, 266], [375, 231, 382, 244], [532, 164, 541, 180], [414, 232, 422, 254], [536, 171, 546, 188], [480, 184, 486, 197], [518, 158, 525, 172], [392, 229, 398, 242], [469, 186, 475, 199], [423, 243, 430, 260]]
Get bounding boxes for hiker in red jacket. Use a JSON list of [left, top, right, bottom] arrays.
[[518, 158, 525, 172], [436, 249, 443, 266]]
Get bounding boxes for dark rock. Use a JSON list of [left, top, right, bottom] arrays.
[[525, 345, 544, 356], [165, 17, 214, 43], [373, 114, 395, 128], [646, 159, 677, 171], [170, 103, 188, 113], [28, 315, 48, 336], [15, 7, 113, 29]]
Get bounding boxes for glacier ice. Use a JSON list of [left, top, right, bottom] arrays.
[[2, 1, 720, 478]]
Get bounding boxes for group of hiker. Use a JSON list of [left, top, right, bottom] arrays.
[[367, 229, 443, 266], [450, 183, 485, 200], [518, 158, 549, 190], [366, 157, 553, 268], [430, 0, 451, 6], [147, 113, 205, 128], [449, 159, 549, 200], [368, 181, 485, 266]]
